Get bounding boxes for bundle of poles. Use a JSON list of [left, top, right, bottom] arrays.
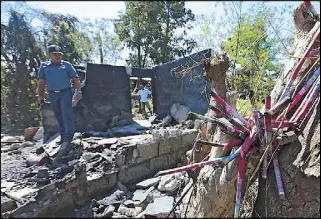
[[156, 25, 320, 218]]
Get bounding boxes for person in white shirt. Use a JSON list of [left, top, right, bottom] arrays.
[[136, 85, 152, 116]]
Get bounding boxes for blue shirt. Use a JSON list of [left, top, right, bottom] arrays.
[[37, 60, 79, 91]]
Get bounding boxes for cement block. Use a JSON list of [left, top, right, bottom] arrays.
[[181, 130, 198, 148], [168, 147, 189, 167], [158, 135, 182, 155], [135, 140, 159, 163], [150, 154, 168, 174], [115, 144, 137, 167], [87, 172, 117, 198], [118, 160, 151, 184]]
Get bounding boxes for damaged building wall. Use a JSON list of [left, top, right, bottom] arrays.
[[153, 49, 213, 118], [74, 64, 132, 132], [42, 50, 213, 137]]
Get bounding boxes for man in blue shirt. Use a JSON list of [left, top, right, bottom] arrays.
[[37, 45, 82, 148]]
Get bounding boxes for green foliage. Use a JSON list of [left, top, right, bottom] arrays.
[[222, 9, 285, 103], [82, 18, 122, 64], [41, 13, 91, 64], [115, 1, 196, 67], [1, 10, 44, 131]]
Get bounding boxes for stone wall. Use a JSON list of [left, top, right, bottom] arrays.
[[153, 49, 212, 118], [7, 129, 198, 218]]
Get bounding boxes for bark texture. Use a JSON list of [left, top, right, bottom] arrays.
[[186, 5, 320, 218]]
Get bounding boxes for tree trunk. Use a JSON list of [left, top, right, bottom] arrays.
[[186, 7, 320, 218]]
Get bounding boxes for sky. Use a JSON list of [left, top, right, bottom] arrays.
[[1, 1, 320, 65]]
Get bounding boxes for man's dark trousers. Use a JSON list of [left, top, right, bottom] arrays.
[[49, 89, 74, 142]]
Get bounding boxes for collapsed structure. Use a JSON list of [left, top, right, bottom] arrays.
[[1, 1, 320, 218]]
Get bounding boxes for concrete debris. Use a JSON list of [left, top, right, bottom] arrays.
[[1, 121, 198, 217], [1, 181, 16, 191], [1, 143, 21, 153], [21, 141, 34, 148], [185, 119, 195, 129], [158, 172, 188, 193], [148, 115, 158, 124], [33, 127, 44, 141], [118, 204, 143, 217], [170, 103, 191, 123], [133, 186, 155, 202], [162, 115, 173, 127], [1, 135, 19, 142], [146, 196, 174, 217], [97, 138, 118, 146], [99, 190, 126, 206], [98, 205, 115, 218], [123, 200, 135, 208], [136, 177, 160, 189], [117, 181, 129, 194], [37, 168, 49, 179], [7, 187, 38, 200]]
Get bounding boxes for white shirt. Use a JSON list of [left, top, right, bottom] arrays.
[[137, 89, 152, 103]]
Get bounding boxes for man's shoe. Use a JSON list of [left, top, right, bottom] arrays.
[[54, 142, 70, 158]]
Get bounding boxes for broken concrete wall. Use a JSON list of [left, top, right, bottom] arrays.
[[42, 64, 134, 137], [74, 64, 132, 132], [42, 50, 212, 137], [153, 49, 213, 118], [6, 129, 198, 218], [116, 129, 198, 184]]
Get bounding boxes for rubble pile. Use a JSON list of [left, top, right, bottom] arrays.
[[74, 172, 191, 218], [151, 103, 202, 130], [1, 106, 197, 217]]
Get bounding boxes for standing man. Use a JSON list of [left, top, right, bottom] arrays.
[[37, 45, 82, 149], [136, 85, 152, 117]]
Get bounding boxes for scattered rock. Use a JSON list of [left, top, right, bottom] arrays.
[[136, 177, 160, 189], [185, 120, 194, 129], [146, 189, 162, 203], [132, 186, 154, 202], [1, 181, 16, 191], [7, 187, 38, 200], [101, 205, 115, 218], [33, 127, 44, 141], [146, 196, 174, 217], [170, 103, 191, 123], [162, 115, 173, 127], [99, 190, 126, 206], [117, 182, 128, 194], [37, 168, 49, 179], [118, 204, 143, 217], [123, 200, 135, 208], [149, 115, 157, 124], [97, 138, 118, 146], [21, 141, 34, 148], [1, 136, 18, 142], [110, 144, 118, 150], [158, 172, 187, 193]]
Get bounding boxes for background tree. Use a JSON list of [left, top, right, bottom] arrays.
[[116, 1, 197, 67], [1, 10, 45, 131], [40, 12, 92, 65], [82, 18, 122, 65]]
